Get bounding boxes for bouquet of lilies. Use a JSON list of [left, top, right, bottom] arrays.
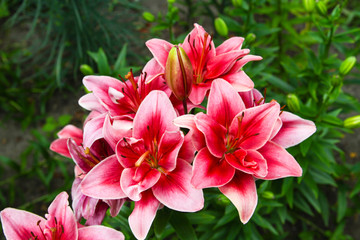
[[1, 24, 316, 240]]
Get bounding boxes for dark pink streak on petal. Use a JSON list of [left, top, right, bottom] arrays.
[[191, 148, 235, 188], [219, 172, 257, 224]]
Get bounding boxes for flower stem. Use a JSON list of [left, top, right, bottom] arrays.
[[182, 99, 188, 114]]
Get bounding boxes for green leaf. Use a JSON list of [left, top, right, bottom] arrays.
[[169, 212, 197, 240], [350, 181, 360, 198], [299, 183, 321, 213], [318, 191, 329, 226], [294, 193, 314, 216], [214, 205, 237, 229], [114, 44, 128, 73], [261, 73, 295, 92], [252, 214, 279, 235], [58, 114, 72, 126], [300, 137, 313, 156], [154, 208, 172, 238], [309, 167, 337, 187], [336, 186, 347, 222]]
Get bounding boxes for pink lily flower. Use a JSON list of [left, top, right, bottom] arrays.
[[175, 79, 315, 223], [50, 126, 124, 226], [0, 192, 124, 240], [81, 90, 204, 240], [146, 23, 262, 105], [79, 59, 170, 119]]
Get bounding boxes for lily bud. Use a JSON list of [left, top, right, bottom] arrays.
[[245, 33, 256, 45], [287, 93, 301, 112], [231, 0, 243, 8], [80, 64, 94, 75], [344, 115, 360, 129], [262, 191, 275, 199], [303, 0, 315, 13], [142, 11, 155, 22], [316, 1, 327, 16], [339, 56, 356, 76], [165, 45, 193, 101], [214, 17, 228, 37]]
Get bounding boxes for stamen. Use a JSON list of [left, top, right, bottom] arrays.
[[84, 147, 100, 164], [135, 151, 150, 167], [256, 97, 264, 105]]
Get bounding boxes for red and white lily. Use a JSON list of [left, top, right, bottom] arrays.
[[0, 192, 124, 240]]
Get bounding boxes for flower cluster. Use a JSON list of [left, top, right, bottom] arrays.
[[1, 23, 316, 240]]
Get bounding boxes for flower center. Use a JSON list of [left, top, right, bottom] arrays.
[[29, 218, 64, 240], [118, 70, 148, 114], [188, 33, 212, 84]]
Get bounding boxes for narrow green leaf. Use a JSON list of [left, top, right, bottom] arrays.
[[169, 212, 197, 240], [299, 183, 321, 213], [318, 191, 329, 226], [114, 43, 128, 72], [252, 214, 279, 235], [154, 208, 171, 238], [336, 186, 347, 222], [350, 181, 360, 198]]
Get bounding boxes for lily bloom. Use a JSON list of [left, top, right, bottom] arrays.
[[81, 91, 204, 240], [50, 126, 124, 226], [0, 192, 124, 240], [175, 79, 315, 223], [146, 23, 262, 105]]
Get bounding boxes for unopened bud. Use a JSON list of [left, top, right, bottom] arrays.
[[339, 56, 356, 76], [344, 115, 360, 129], [214, 17, 228, 37], [286, 94, 301, 112], [245, 33, 256, 44], [262, 191, 275, 199], [165, 46, 193, 101], [331, 74, 342, 87], [80, 64, 94, 75], [316, 1, 327, 16], [231, 0, 243, 8], [142, 11, 155, 22], [303, 0, 315, 13]]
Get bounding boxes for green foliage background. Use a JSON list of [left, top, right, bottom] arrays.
[[0, 0, 360, 239]]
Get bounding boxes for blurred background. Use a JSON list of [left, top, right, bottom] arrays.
[[0, 0, 359, 239]]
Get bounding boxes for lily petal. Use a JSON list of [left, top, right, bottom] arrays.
[[207, 79, 245, 128], [46, 192, 78, 240], [258, 141, 302, 180], [216, 37, 244, 55], [226, 150, 268, 178], [145, 39, 173, 69], [188, 82, 211, 105], [133, 90, 178, 146], [195, 113, 227, 158], [152, 159, 204, 212], [191, 148, 235, 188], [129, 191, 160, 240], [157, 131, 184, 172], [231, 101, 280, 150], [103, 114, 133, 151], [81, 155, 126, 199], [219, 172, 257, 224], [173, 114, 206, 151], [272, 111, 316, 148], [1, 208, 46, 240], [78, 225, 124, 240], [120, 165, 161, 201], [221, 71, 254, 92], [83, 113, 106, 149]]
